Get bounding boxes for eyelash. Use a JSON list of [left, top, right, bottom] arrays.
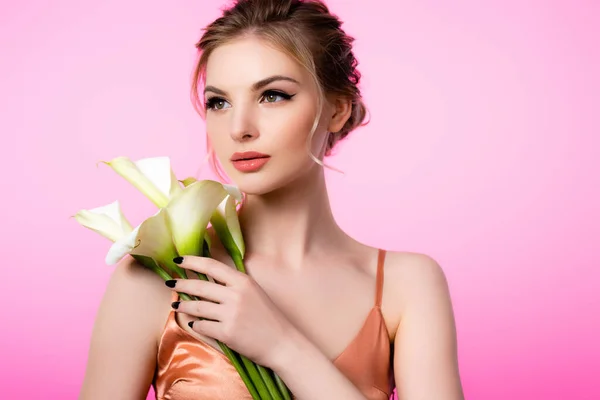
[[204, 90, 295, 111]]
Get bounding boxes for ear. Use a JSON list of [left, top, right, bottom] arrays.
[[326, 96, 353, 133]]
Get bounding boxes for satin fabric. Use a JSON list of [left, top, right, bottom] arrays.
[[153, 249, 394, 399]]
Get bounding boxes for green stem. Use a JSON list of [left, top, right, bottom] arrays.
[[232, 254, 287, 400], [202, 237, 212, 258], [232, 252, 247, 273], [274, 373, 292, 400], [257, 364, 284, 400], [171, 263, 188, 279], [145, 257, 261, 400], [199, 241, 288, 399], [195, 272, 209, 282], [152, 264, 174, 282], [239, 354, 274, 400], [174, 296, 262, 400], [217, 343, 262, 400], [195, 242, 211, 282]]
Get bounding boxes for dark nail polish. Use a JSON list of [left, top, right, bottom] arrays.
[[173, 256, 183, 264], [171, 301, 180, 309], [188, 321, 194, 328], [165, 280, 176, 288]]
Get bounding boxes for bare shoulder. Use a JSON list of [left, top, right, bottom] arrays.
[[79, 256, 172, 399], [385, 251, 450, 293], [382, 251, 464, 399], [109, 256, 172, 296], [103, 256, 173, 314], [381, 251, 454, 332], [102, 255, 174, 342]]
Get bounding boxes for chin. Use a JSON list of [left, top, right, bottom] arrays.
[[224, 161, 314, 196], [229, 175, 279, 195]]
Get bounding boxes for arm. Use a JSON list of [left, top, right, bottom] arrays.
[[270, 329, 368, 400], [393, 255, 465, 400], [170, 256, 368, 400], [78, 257, 170, 400]]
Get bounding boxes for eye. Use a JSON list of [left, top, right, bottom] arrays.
[[205, 97, 231, 111], [260, 90, 294, 104]]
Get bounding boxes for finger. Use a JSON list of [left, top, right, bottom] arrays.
[[174, 300, 223, 321], [166, 278, 229, 302], [189, 319, 223, 342], [175, 256, 243, 286]]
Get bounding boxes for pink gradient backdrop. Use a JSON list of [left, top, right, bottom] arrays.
[[1, 0, 598, 399]]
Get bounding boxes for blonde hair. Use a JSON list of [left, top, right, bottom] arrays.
[[190, 0, 369, 181]]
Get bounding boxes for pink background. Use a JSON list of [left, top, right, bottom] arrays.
[[1, 0, 598, 399]]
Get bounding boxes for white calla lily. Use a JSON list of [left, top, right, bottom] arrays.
[[105, 208, 180, 266], [179, 178, 245, 258], [179, 176, 198, 188], [74, 161, 289, 397], [223, 184, 243, 201], [74, 201, 133, 242], [212, 192, 245, 259], [102, 156, 182, 208], [166, 179, 229, 256], [73, 201, 177, 271]]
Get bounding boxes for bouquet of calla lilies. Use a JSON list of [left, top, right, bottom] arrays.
[[74, 156, 291, 400]]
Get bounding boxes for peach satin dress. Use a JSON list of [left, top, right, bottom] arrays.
[[153, 249, 395, 399]]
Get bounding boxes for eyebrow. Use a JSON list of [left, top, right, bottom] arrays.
[[204, 75, 300, 96]]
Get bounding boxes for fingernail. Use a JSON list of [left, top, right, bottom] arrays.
[[171, 301, 180, 309], [165, 280, 176, 288], [173, 257, 183, 264], [188, 321, 194, 328]]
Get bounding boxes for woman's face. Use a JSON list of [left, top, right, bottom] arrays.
[[203, 36, 336, 195]]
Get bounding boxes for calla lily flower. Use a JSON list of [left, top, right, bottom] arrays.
[[211, 186, 245, 260], [75, 179, 232, 276], [73, 200, 133, 242], [105, 208, 180, 266], [75, 165, 288, 399], [102, 156, 182, 208], [73, 201, 179, 272], [180, 177, 245, 259], [179, 176, 198, 187], [105, 180, 230, 271], [166, 179, 229, 256], [73, 201, 133, 242]]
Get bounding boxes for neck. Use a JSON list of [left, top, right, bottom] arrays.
[[238, 166, 347, 265]]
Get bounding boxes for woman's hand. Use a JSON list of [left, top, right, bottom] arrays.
[[166, 255, 296, 369]]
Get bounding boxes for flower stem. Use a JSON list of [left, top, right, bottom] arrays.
[[217, 343, 262, 400], [176, 297, 264, 399], [232, 254, 288, 400], [195, 241, 211, 282], [257, 363, 285, 400], [232, 252, 247, 273], [275, 373, 292, 400], [240, 352, 278, 399], [195, 272, 209, 281], [201, 246, 278, 398], [144, 257, 261, 400]]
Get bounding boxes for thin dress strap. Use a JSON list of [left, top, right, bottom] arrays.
[[375, 249, 386, 308]]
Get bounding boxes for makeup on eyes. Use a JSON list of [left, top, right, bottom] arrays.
[[204, 89, 296, 111]]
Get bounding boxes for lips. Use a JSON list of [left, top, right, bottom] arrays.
[[230, 151, 271, 172], [230, 151, 270, 161]]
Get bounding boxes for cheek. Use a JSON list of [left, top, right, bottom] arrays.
[[260, 100, 320, 153], [206, 117, 231, 160]]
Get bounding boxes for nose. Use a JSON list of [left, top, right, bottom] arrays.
[[229, 102, 259, 143]]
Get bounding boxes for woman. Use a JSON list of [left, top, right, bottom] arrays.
[[79, 0, 464, 399]]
